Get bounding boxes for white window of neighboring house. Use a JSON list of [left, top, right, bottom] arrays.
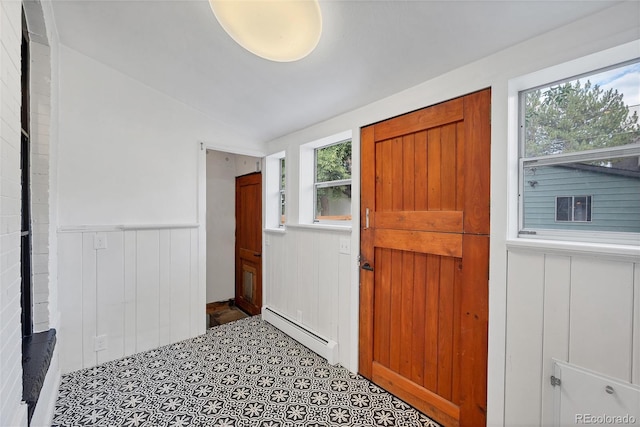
[[555, 196, 592, 222], [314, 140, 352, 223], [514, 49, 640, 245]]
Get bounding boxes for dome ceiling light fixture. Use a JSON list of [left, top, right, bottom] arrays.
[[209, 0, 322, 62]]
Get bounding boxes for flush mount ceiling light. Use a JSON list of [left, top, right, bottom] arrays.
[[209, 0, 322, 62]]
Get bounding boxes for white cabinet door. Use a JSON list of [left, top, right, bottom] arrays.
[[553, 360, 640, 426]]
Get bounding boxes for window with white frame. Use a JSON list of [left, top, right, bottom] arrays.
[[519, 58, 640, 242], [314, 139, 352, 222], [265, 151, 286, 230], [555, 196, 592, 222], [279, 157, 286, 226]]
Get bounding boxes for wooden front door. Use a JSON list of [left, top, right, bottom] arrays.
[[359, 89, 490, 427], [235, 172, 262, 315]]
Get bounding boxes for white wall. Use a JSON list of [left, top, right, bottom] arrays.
[[206, 150, 236, 303], [235, 154, 262, 176], [30, 40, 53, 334], [262, 3, 640, 426], [55, 45, 265, 373], [58, 47, 192, 226], [56, 46, 265, 227], [205, 150, 261, 303]]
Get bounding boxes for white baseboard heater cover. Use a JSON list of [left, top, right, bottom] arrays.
[[262, 306, 338, 365]]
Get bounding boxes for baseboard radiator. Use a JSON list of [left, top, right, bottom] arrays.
[[262, 306, 338, 365]]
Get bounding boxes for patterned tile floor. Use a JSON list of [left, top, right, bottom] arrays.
[[53, 316, 439, 427]]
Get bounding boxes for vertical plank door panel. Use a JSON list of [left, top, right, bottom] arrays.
[[414, 131, 428, 211], [388, 249, 404, 372], [410, 253, 427, 385], [427, 128, 442, 211], [437, 256, 455, 400], [399, 251, 415, 378]]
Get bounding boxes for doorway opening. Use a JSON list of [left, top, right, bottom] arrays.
[[205, 150, 262, 323]]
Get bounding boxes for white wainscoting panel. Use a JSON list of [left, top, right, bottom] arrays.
[[541, 255, 571, 427], [81, 233, 98, 369], [634, 265, 640, 386], [58, 226, 203, 374], [264, 227, 351, 367], [505, 250, 546, 426], [569, 258, 634, 381], [505, 247, 640, 427], [123, 230, 137, 355], [57, 233, 84, 374], [96, 231, 125, 365], [135, 230, 160, 354]]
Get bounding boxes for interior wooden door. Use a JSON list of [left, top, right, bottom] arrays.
[[235, 172, 262, 316], [359, 89, 490, 427]]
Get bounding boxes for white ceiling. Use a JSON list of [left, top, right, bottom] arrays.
[[50, 0, 620, 145]]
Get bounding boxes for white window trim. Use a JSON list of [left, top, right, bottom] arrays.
[[265, 150, 286, 230], [507, 39, 640, 248], [299, 130, 353, 226], [279, 157, 286, 227]]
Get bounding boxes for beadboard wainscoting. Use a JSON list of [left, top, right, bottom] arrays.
[[57, 225, 204, 374], [264, 226, 352, 368], [504, 247, 640, 426]]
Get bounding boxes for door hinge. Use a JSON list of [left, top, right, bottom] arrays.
[[550, 376, 561, 387]]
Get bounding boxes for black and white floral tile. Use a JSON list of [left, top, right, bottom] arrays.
[[53, 316, 440, 427]]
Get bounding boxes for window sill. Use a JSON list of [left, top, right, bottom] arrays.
[[264, 227, 287, 234], [286, 223, 352, 233], [506, 237, 640, 262]]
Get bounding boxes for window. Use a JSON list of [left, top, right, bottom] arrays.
[[519, 58, 640, 241], [314, 140, 352, 222], [279, 157, 285, 226], [555, 196, 592, 222], [265, 151, 286, 230]]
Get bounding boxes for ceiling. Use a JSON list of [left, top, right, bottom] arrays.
[[50, 0, 620, 145]]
